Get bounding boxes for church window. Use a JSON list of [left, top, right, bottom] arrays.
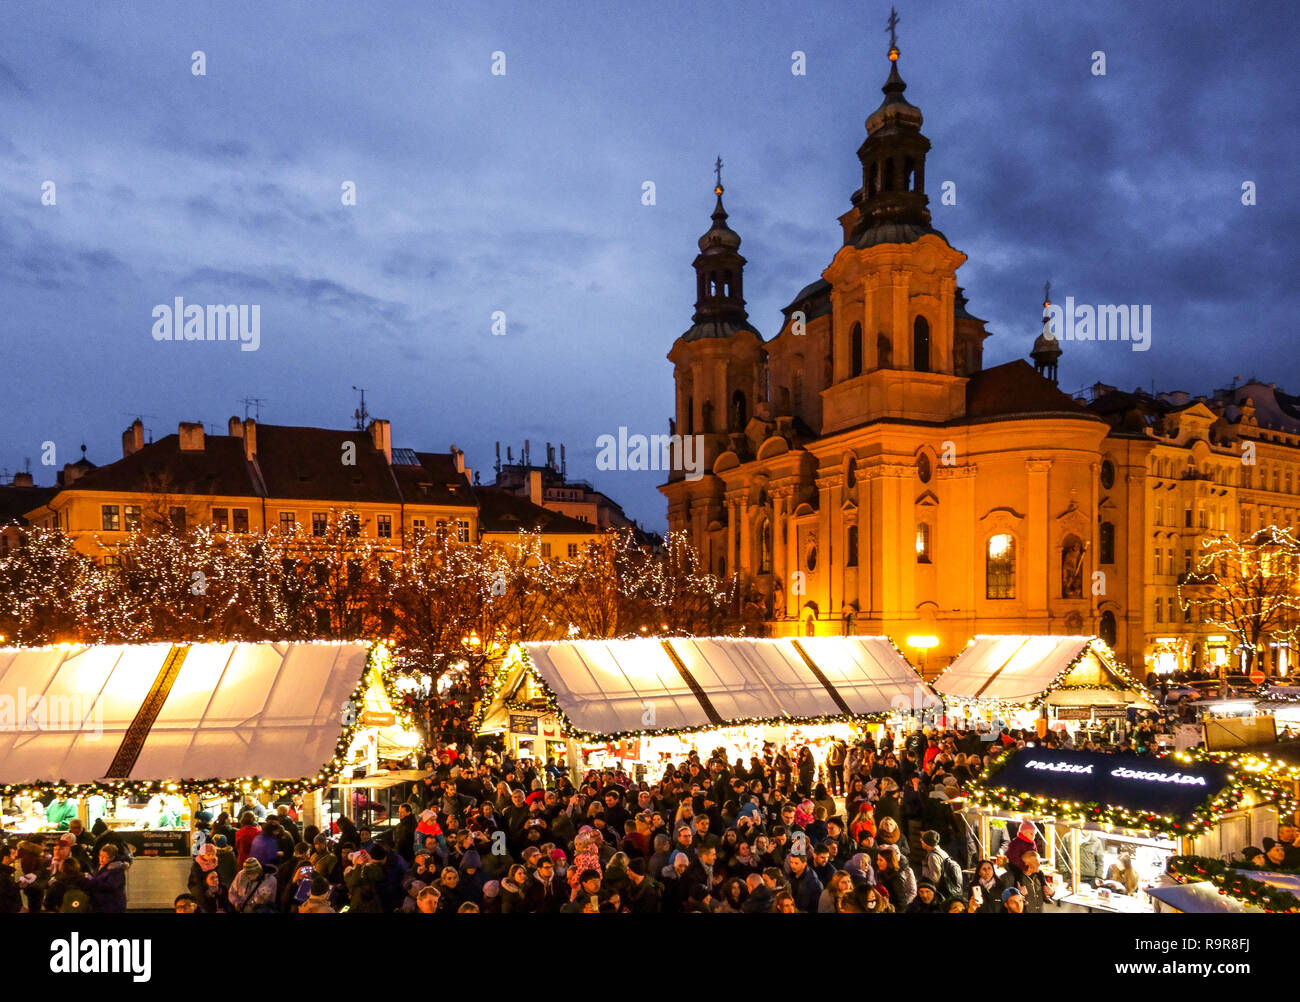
[[1099, 521, 1115, 564], [851, 323, 863, 377], [1099, 610, 1117, 648], [913, 316, 930, 372], [986, 533, 1015, 599], [917, 453, 931, 483], [1100, 459, 1115, 490], [847, 525, 859, 568], [884, 158, 895, 192], [916, 523, 932, 564]]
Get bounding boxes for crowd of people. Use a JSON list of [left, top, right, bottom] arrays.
[[5, 719, 1297, 915]]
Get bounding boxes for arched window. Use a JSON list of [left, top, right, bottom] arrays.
[[731, 390, 747, 431], [850, 323, 863, 377], [686, 394, 695, 436], [917, 453, 932, 484], [915, 523, 932, 564], [846, 525, 859, 568], [904, 157, 915, 191], [1100, 460, 1116, 490], [1099, 521, 1115, 564], [1099, 610, 1117, 648], [877, 332, 892, 368], [1061, 534, 1084, 598], [867, 162, 878, 198], [884, 158, 894, 192], [913, 316, 930, 372], [723, 270, 732, 297], [986, 533, 1015, 599]]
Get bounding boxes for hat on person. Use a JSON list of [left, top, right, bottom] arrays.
[[1018, 820, 1036, 840], [920, 829, 940, 848], [1263, 837, 1280, 851], [242, 857, 262, 875], [918, 879, 937, 893], [482, 880, 501, 899], [670, 850, 688, 866], [1241, 845, 1264, 860], [212, 834, 228, 848], [1002, 886, 1024, 903]]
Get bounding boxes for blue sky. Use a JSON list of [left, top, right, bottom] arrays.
[[1, 0, 1296, 529]]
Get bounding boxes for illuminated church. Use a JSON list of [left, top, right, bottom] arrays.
[[660, 31, 1300, 677]]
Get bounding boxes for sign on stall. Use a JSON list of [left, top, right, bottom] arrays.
[[509, 713, 539, 735]]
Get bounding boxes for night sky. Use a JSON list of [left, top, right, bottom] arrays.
[[2, 0, 1296, 530]]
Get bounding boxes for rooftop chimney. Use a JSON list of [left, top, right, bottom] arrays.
[[228, 416, 258, 460], [178, 422, 205, 451], [12, 472, 33, 488], [367, 419, 392, 464], [122, 419, 144, 457], [528, 469, 543, 506]]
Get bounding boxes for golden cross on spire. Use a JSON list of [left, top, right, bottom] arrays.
[[714, 155, 724, 194], [886, 7, 900, 50]]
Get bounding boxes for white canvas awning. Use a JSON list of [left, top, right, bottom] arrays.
[[933, 635, 1148, 706], [505, 636, 924, 737], [0, 642, 389, 787]]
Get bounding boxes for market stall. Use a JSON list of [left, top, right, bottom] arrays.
[[932, 635, 1155, 741], [0, 640, 419, 908], [968, 746, 1297, 913], [475, 636, 928, 781]]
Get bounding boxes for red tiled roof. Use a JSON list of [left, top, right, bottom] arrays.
[[963, 360, 1099, 421]]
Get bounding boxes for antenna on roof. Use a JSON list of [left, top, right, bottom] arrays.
[[351, 387, 370, 430], [121, 412, 159, 444], [495, 442, 502, 475], [240, 396, 267, 421], [561, 443, 566, 476]]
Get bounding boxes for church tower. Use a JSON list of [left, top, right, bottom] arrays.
[[1031, 282, 1063, 384], [819, 27, 971, 433], [666, 161, 766, 482]]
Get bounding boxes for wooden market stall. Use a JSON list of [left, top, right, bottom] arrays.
[[932, 635, 1156, 740], [967, 746, 1296, 914], [475, 635, 929, 780], [0, 640, 419, 909]]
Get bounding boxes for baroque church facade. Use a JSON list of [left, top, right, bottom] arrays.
[[660, 40, 1300, 677]]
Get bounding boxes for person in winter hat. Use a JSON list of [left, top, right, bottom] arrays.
[[229, 857, 277, 912]]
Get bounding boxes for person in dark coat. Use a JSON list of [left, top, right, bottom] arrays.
[[521, 857, 563, 913], [624, 859, 663, 913], [394, 803, 418, 864], [85, 845, 129, 913], [786, 853, 823, 913]]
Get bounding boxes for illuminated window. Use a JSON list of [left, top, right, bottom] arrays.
[[280, 511, 296, 533], [377, 514, 392, 538], [232, 508, 249, 533], [101, 505, 120, 531], [312, 512, 327, 537], [457, 519, 471, 543], [915, 523, 931, 564], [124, 505, 142, 531], [567, 543, 578, 558], [986, 533, 1014, 599], [211, 507, 229, 532]]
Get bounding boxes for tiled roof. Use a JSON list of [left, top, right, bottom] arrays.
[[390, 451, 473, 507], [963, 360, 1100, 421], [57, 434, 259, 497], [254, 425, 402, 503], [0, 485, 58, 525], [474, 487, 597, 535]]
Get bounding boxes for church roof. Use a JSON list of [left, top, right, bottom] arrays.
[[679, 318, 764, 342], [963, 360, 1098, 421]]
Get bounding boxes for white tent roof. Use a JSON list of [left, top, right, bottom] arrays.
[[933, 635, 1138, 704], [514, 636, 923, 736], [0, 642, 373, 786]]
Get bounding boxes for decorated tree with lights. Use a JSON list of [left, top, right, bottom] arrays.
[[0, 528, 100, 644], [1178, 526, 1300, 678]]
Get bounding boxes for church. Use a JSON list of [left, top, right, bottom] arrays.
[[659, 31, 1300, 678]]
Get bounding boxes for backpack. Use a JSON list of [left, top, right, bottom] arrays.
[[936, 852, 964, 902], [60, 889, 90, 914]]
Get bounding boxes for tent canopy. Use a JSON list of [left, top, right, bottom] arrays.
[[0, 642, 389, 787], [489, 636, 925, 738], [933, 635, 1149, 705]]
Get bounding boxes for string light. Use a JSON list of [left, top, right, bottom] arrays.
[[1167, 855, 1300, 913]]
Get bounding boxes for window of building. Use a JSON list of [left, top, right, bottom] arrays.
[[457, 519, 471, 543], [986, 533, 1014, 599], [377, 514, 393, 539], [124, 505, 142, 531], [912, 316, 930, 373], [1167, 596, 1176, 623], [211, 507, 229, 532], [542, 542, 552, 559], [1099, 610, 1117, 648], [280, 511, 296, 533], [169, 506, 187, 531], [917, 453, 931, 484], [312, 512, 327, 537], [1198, 509, 1207, 528], [1154, 596, 1163, 623], [1183, 599, 1192, 623], [344, 512, 360, 537], [847, 525, 859, 568], [1154, 547, 1162, 575], [1100, 460, 1115, 490], [101, 505, 120, 531], [1184, 548, 1192, 571], [1099, 521, 1115, 564], [567, 543, 578, 558], [915, 523, 931, 564], [850, 323, 863, 377], [806, 545, 817, 572], [232, 508, 249, 533], [1185, 506, 1192, 528]]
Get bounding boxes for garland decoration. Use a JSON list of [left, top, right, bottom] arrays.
[[1167, 855, 1300, 913]]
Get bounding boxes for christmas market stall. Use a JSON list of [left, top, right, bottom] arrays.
[[475, 636, 928, 780], [0, 641, 419, 908], [967, 746, 1297, 914], [931, 635, 1156, 741]]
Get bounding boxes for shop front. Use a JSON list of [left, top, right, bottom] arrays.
[[475, 635, 929, 781], [969, 746, 1294, 914], [0, 640, 419, 909], [933, 635, 1156, 741]]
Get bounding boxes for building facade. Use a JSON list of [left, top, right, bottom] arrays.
[[660, 41, 1300, 677]]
